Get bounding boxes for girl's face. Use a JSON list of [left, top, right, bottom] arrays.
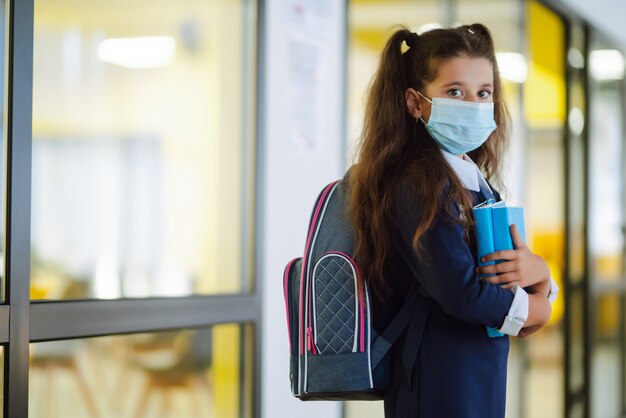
[[406, 55, 494, 123]]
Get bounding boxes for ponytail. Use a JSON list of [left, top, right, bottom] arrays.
[[349, 27, 424, 297]]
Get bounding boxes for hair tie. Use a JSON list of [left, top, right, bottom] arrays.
[[406, 32, 420, 49]]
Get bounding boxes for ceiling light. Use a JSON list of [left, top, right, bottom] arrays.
[[590, 49, 624, 80], [97, 36, 176, 69]]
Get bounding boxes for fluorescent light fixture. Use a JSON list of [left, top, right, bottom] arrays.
[[590, 49, 624, 80], [496, 52, 528, 84], [97, 36, 176, 69]]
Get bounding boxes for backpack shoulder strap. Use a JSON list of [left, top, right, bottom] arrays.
[[370, 284, 430, 369]]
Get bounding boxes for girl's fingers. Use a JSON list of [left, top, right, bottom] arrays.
[[510, 224, 526, 250], [481, 249, 518, 263], [480, 225, 528, 263], [477, 260, 518, 275]]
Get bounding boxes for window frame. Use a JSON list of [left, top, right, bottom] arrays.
[[2, 0, 264, 416]]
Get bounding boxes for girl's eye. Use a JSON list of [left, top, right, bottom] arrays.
[[478, 90, 492, 98], [447, 88, 463, 97]]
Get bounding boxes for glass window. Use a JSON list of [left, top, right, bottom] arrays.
[[588, 33, 625, 418], [29, 324, 252, 418], [588, 47, 624, 285], [30, 0, 257, 300]]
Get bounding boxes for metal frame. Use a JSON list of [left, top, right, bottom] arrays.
[[4, 0, 34, 415], [562, 25, 572, 418], [582, 26, 591, 418], [29, 296, 259, 342], [562, 16, 591, 418], [0, 0, 264, 417], [254, 0, 266, 416]]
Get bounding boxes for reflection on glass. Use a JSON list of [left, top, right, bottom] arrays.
[[588, 35, 625, 418], [568, 74, 586, 286], [29, 324, 251, 418], [589, 56, 624, 284], [592, 297, 621, 418], [31, 0, 257, 299]]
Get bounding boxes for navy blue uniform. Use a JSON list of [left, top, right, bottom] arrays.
[[379, 178, 513, 418]]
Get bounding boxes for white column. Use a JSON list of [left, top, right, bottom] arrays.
[[260, 0, 346, 417]]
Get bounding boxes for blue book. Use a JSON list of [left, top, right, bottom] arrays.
[[473, 199, 526, 338]]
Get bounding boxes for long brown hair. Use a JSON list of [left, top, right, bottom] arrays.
[[347, 23, 510, 298]]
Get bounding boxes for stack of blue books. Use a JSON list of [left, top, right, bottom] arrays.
[[473, 199, 526, 338]]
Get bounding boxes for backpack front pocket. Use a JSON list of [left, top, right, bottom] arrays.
[[311, 252, 364, 354]]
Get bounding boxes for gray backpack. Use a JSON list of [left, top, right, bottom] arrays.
[[283, 177, 427, 400]]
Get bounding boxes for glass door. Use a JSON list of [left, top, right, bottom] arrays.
[[564, 20, 589, 418], [587, 32, 626, 418]]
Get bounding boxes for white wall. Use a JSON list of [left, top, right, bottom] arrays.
[[559, 0, 626, 47], [260, 1, 346, 417]]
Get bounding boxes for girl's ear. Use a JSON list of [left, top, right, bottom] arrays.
[[405, 88, 423, 119]]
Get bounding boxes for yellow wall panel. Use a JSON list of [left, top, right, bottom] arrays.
[[525, 0, 566, 128], [213, 324, 241, 418]]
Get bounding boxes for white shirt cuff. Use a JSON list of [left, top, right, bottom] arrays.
[[548, 277, 559, 304], [498, 285, 529, 337]]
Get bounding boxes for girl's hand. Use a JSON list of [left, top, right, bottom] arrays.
[[476, 224, 551, 296]]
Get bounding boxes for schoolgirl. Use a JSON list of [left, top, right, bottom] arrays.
[[346, 24, 558, 418]]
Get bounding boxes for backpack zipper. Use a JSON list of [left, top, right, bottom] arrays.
[[300, 181, 338, 356], [310, 251, 365, 354]]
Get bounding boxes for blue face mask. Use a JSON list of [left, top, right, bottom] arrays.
[[418, 92, 497, 155]]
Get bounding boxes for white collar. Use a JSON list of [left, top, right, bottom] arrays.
[[441, 150, 492, 194]]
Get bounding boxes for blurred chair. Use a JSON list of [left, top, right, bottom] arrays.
[[114, 329, 213, 418], [30, 340, 100, 418]]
